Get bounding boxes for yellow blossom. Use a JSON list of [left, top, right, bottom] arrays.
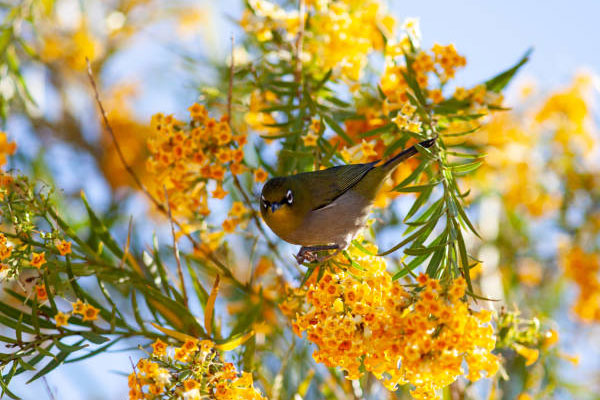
[[57, 240, 72, 256], [31, 252, 46, 269], [55, 312, 70, 328], [254, 168, 268, 183], [151, 339, 167, 356], [82, 304, 100, 322], [302, 132, 319, 147], [72, 299, 86, 315]]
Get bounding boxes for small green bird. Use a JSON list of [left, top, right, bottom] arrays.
[[260, 136, 437, 263]]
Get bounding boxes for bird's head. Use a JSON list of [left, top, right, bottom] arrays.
[[260, 176, 309, 240]]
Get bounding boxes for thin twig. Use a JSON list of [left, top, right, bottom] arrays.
[[129, 356, 144, 394], [163, 185, 188, 307], [225, 37, 286, 263], [84, 58, 242, 288], [42, 377, 56, 400]]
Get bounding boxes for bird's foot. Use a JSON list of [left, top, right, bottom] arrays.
[[295, 245, 340, 264]]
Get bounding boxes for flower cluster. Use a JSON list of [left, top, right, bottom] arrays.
[[71, 299, 100, 322], [561, 245, 600, 322], [146, 104, 247, 221], [241, 0, 396, 81], [129, 338, 265, 400], [292, 243, 498, 399], [0, 132, 16, 168]]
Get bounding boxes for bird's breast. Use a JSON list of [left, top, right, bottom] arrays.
[[293, 190, 372, 247]]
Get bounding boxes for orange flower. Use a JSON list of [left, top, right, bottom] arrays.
[[222, 218, 237, 233], [31, 252, 46, 269], [82, 304, 100, 322], [35, 284, 48, 301], [151, 339, 168, 356], [230, 163, 246, 175], [254, 168, 268, 183], [212, 184, 228, 199], [57, 240, 72, 256]]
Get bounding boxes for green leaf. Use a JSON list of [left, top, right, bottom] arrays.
[[393, 181, 441, 193], [484, 48, 532, 93], [26, 341, 83, 384], [378, 208, 441, 256], [80, 192, 124, 260], [80, 331, 110, 344], [450, 161, 483, 174], [187, 261, 209, 308], [455, 221, 474, 294], [358, 123, 395, 138], [323, 115, 354, 145], [404, 186, 433, 221]]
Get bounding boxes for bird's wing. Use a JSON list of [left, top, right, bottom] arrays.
[[297, 163, 375, 211]]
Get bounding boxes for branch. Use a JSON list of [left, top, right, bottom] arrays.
[[84, 58, 245, 289]]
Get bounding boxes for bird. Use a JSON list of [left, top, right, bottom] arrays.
[[260, 136, 437, 263]]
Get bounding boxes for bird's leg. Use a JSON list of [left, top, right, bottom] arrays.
[[295, 245, 339, 264]]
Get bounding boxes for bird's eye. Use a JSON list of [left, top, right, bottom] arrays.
[[261, 195, 268, 209], [286, 189, 293, 205]]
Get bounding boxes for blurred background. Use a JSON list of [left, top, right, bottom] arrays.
[[2, 0, 599, 398]]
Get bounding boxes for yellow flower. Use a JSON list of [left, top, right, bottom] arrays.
[[514, 343, 539, 366], [302, 132, 319, 147], [229, 202, 248, 218], [222, 218, 237, 233], [72, 299, 86, 315], [31, 252, 46, 269], [151, 339, 167, 356], [55, 312, 70, 328], [212, 184, 229, 200], [188, 103, 207, 120], [254, 168, 268, 183], [82, 304, 100, 322], [360, 140, 377, 158], [57, 240, 72, 256], [310, 118, 321, 133], [429, 89, 444, 104]]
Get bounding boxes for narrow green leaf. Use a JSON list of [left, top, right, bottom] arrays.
[[323, 115, 354, 145], [80, 331, 110, 344], [484, 48, 532, 93]]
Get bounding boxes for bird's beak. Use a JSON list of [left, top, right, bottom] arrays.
[[270, 202, 282, 213]]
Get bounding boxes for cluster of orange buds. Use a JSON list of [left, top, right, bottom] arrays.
[[129, 338, 265, 400], [292, 243, 498, 399], [145, 104, 247, 221]]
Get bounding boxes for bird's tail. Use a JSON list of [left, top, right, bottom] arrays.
[[381, 135, 437, 172]]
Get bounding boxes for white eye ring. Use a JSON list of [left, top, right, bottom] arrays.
[[286, 189, 293, 204], [261, 195, 268, 208]]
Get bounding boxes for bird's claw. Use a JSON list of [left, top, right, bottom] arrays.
[[295, 248, 318, 264], [295, 246, 341, 264]]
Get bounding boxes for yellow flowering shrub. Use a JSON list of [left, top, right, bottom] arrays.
[[242, 0, 396, 81], [129, 339, 265, 400], [293, 243, 498, 399], [145, 104, 246, 220]]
